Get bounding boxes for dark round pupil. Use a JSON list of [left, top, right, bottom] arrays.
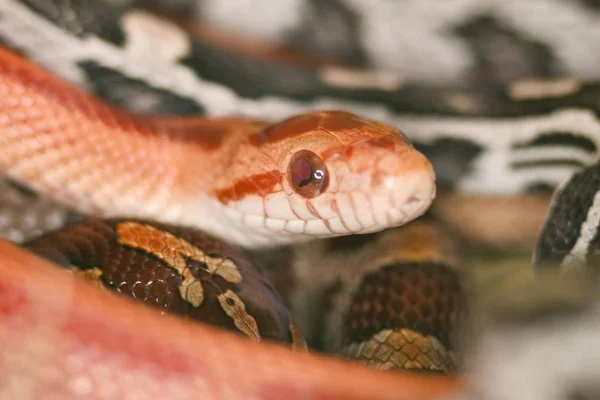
[[292, 157, 313, 187]]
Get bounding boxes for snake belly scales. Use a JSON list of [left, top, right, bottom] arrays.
[[1, 0, 600, 399]]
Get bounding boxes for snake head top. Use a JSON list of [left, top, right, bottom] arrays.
[[211, 111, 436, 247]]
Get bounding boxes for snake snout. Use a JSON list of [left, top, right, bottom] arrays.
[[392, 163, 436, 220], [332, 139, 436, 235], [369, 149, 436, 230]]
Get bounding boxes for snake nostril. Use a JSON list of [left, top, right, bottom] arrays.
[[406, 195, 420, 206]]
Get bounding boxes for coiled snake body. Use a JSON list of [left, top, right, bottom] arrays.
[[1, 0, 600, 399]]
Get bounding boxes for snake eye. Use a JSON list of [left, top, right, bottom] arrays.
[[288, 150, 328, 198]]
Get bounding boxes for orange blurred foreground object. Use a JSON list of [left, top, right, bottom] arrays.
[[0, 239, 463, 399]]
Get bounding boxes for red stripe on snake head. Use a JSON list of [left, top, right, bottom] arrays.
[[364, 136, 398, 150], [248, 110, 371, 146], [249, 112, 324, 145], [215, 170, 281, 204], [319, 110, 379, 133]]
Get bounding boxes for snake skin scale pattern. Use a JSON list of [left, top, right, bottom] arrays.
[[5, 0, 600, 398], [339, 262, 468, 372], [24, 218, 308, 350], [346, 328, 456, 373]]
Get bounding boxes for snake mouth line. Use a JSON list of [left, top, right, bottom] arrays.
[[221, 182, 434, 242]]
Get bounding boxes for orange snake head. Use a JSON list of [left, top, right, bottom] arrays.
[[212, 111, 436, 247], [0, 47, 433, 250]]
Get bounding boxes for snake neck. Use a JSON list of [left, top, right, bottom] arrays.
[[0, 43, 270, 230]]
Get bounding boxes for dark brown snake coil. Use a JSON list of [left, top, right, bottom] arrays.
[[340, 262, 468, 372], [254, 220, 471, 373], [24, 218, 307, 350], [23, 217, 470, 373]]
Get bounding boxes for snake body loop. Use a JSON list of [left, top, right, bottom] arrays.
[[24, 218, 309, 349]]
